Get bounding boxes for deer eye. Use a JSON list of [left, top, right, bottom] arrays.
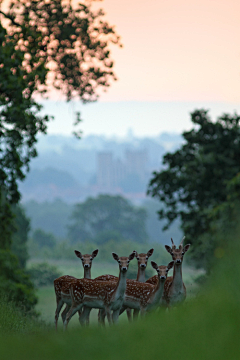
[[166, 269, 168, 272], [146, 256, 148, 260], [90, 257, 93, 260], [182, 252, 184, 255], [137, 257, 139, 260], [118, 260, 121, 264]]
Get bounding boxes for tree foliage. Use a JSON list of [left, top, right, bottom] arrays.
[[0, 0, 120, 202], [11, 205, 30, 268], [148, 109, 240, 269], [0, 0, 120, 310], [32, 228, 56, 249], [68, 195, 148, 244], [0, 23, 50, 203], [2, 0, 120, 102]]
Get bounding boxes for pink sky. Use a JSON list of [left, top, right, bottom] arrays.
[[3, 0, 240, 135], [90, 0, 240, 103]]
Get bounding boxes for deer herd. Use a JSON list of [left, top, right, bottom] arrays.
[[54, 237, 190, 329]]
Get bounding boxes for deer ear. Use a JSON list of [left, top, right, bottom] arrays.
[[134, 251, 138, 258], [92, 249, 99, 258], [147, 248, 154, 257], [75, 250, 82, 259], [151, 261, 158, 270], [112, 252, 119, 261], [168, 261, 174, 270], [165, 245, 173, 255], [183, 244, 191, 253], [128, 252, 135, 261]]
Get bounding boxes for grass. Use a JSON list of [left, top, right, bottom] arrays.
[[1, 252, 237, 360]]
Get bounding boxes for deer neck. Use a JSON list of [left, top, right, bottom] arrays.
[[114, 269, 127, 299], [150, 277, 165, 306], [84, 268, 91, 279], [136, 267, 145, 282], [171, 263, 183, 292]]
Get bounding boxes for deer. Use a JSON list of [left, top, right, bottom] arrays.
[[120, 260, 174, 316], [54, 249, 98, 329], [64, 252, 135, 329], [95, 248, 154, 322], [146, 237, 190, 307]]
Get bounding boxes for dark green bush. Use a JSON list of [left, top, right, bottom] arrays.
[[0, 250, 37, 313], [27, 262, 61, 287]]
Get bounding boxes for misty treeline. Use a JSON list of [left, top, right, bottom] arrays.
[[0, 0, 120, 312]]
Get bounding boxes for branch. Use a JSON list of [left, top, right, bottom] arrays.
[[0, 10, 21, 27]]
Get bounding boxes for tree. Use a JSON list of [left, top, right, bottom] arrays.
[[0, 0, 120, 203], [147, 109, 240, 269], [0, 0, 120, 310], [68, 195, 148, 244], [32, 228, 56, 249], [11, 205, 30, 268]]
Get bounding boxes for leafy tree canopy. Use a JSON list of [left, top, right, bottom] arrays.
[[1, 0, 120, 102], [68, 195, 148, 244], [32, 228, 56, 249], [0, 0, 120, 203], [148, 109, 240, 269]]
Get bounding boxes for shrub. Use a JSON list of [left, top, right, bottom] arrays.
[[27, 262, 61, 287]]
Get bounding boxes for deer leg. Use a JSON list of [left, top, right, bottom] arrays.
[[55, 297, 64, 330], [64, 304, 83, 330], [61, 304, 70, 324], [140, 307, 146, 318], [133, 309, 139, 320], [126, 308, 132, 322], [105, 306, 112, 326], [112, 309, 120, 324], [79, 306, 91, 326], [98, 309, 106, 326]]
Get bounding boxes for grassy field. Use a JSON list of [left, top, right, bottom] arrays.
[[2, 252, 238, 360]]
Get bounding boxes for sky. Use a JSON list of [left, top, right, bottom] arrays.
[[39, 0, 240, 137]]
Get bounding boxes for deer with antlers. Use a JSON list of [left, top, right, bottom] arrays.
[[120, 260, 174, 316], [54, 249, 98, 329], [95, 248, 154, 322], [147, 237, 190, 307], [64, 252, 135, 329]]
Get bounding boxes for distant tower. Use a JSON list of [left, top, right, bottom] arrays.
[[125, 149, 148, 180], [97, 152, 114, 189]]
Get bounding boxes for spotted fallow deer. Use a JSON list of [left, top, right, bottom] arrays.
[[54, 249, 98, 329], [120, 260, 174, 316], [64, 252, 135, 329], [147, 237, 190, 307], [95, 249, 154, 322]]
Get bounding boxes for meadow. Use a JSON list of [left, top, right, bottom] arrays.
[[0, 246, 239, 360]]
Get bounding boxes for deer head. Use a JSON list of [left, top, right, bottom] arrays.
[[112, 252, 135, 273], [74, 249, 99, 269], [134, 248, 154, 269], [165, 237, 190, 265], [151, 261, 174, 281]]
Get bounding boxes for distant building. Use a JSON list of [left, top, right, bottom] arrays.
[[125, 150, 148, 180], [96, 149, 148, 193]]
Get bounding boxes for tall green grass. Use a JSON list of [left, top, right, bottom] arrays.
[[1, 237, 240, 359]]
